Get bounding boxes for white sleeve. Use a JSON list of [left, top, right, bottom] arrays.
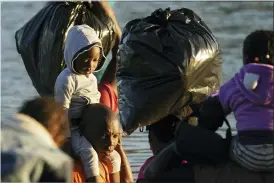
[[106, 150, 121, 173], [54, 75, 75, 109]]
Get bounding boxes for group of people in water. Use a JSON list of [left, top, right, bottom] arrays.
[[2, 1, 274, 183]]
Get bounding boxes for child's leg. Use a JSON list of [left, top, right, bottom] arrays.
[[102, 150, 121, 174], [71, 128, 100, 178], [231, 136, 274, 171]]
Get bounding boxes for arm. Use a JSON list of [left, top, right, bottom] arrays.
[[54, 76, 74, 110], [98, 83, 119, 114], [116, 146, 133, 183], [110, 172, 120, 183], [196, 84, 235, 132], [98, 83, 112, 109], [218, 81, 234, 115], [97, 1, 121, 38], [115, 135, 133, 183], [197, 95, 227, 131], [96, 1, 121, 93], [54, 76, 75, 129]]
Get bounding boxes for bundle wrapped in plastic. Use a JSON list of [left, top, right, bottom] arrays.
[[15, 1, 116, 96], [117, 7, 222, 134]]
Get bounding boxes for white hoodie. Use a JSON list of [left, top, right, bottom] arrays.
[[54, 24, 104, 119]]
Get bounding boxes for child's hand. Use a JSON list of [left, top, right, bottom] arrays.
[[115, 128, 123, 151]]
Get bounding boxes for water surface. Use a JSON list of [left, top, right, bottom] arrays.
[[1, 1, 273, 179]]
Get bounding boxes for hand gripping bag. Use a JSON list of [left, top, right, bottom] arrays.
[[15, 1, 116, 96], [116, 7, 222, 134]]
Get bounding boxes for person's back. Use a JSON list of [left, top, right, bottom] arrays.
[[1, 97, 72, 182], [218, 30, 274, 172], [220, 63, 273, 132]]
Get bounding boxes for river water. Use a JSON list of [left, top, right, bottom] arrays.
[[1, 1, 273, 179]]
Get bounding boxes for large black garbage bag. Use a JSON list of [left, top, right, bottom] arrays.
[[15, 1, 116, 96], [117, 8, 222, 134]]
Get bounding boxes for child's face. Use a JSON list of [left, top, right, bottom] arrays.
[[95, 119, 120, 156], [74, 46, 101, 75], [85, 117, 121, 156]]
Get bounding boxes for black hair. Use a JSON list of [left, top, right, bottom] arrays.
[[147, 115, 180, 143], [79, 103, 117, 134], [243, 30, 274, 66]]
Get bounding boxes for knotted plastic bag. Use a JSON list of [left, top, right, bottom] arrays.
[[117, 7, 222, 134], [15, 1, 116, 96]]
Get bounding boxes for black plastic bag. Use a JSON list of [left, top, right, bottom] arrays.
[[15, 2, 116, 96], [117, 7, 222, 134]]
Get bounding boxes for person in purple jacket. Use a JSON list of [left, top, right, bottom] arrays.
[[218, 30, 274, 171], [196, 29, 274, 171], [143, 30, 274, 180]]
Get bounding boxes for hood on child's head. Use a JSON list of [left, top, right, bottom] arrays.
[[234, 63, 274, 107], [64, 24, 106, 73]]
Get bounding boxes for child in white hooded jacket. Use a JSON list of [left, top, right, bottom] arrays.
[[54, 24, 121, 181]]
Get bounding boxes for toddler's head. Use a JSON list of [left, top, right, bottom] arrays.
[[64, 24, 105, 75], [73, 44, 103, 75], [243, 30, 274, 66]]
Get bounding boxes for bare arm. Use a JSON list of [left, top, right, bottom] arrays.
[[116, 146, 133, 183], [96, 1, 122, 94], [97, 1, 122, 39], [110, 172, 120, 183], [115, 133, 133, 183]]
